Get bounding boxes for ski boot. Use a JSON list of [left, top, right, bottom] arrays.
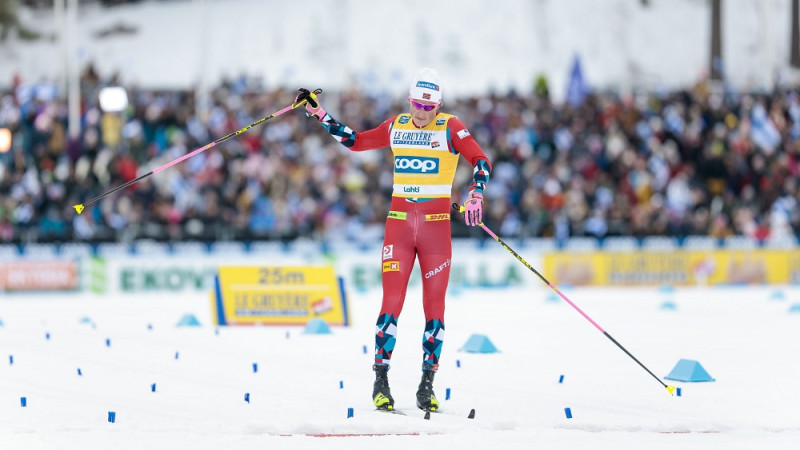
[[373, 364, 395, 411], [415, 368, 439, 412]]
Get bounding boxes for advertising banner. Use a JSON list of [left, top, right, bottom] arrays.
[[211, 265, 348, 326], [543, 249, 795, 286], [0, 260, 79, 291]]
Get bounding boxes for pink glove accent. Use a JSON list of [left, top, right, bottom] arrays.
[[306, 102, 327, 121], [464, 192, 483, 226], [294, 89, 327, 121]]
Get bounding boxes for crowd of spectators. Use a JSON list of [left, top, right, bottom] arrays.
[[2, 65, 800, 245]]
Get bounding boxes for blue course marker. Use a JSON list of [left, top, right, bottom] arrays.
[[20, 397, 27, 407], [244, 393, 250, 403], [558, 374, 564, 383], [151, 383, 156, 392], [252, 363, 258, 373], [347, 407, 354, 418], [108, 411, 116, 423], [445, 388, 451, 400], [565, 407, 573, 419]]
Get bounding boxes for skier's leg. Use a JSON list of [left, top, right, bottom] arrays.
[[414, 200, 452, 410], [373, 202, 416, 409], [374, 207, 416, 367]]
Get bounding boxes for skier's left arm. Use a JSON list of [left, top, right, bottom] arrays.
[[295, 88, 391, 150], [448, 117, 491, 226]]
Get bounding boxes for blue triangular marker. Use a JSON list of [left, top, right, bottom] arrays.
[[769, 290, 785, 301], [459, 334, 499, 353], [660, 301, 677, 310], [176, 314, 201, 327], [303, 318, 332, 334], [664, 359, 715, 382], [658, 284, 675, 294]]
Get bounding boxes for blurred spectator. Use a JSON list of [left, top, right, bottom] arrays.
[[2, 65, 800, 245]]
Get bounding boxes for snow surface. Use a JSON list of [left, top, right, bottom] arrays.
[[2, 283, 800, 449]]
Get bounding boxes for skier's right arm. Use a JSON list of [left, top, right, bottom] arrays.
[[295, 88, 392, 151]]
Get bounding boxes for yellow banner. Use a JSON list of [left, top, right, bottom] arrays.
[[211, 266, 348, 326], [543, 249, 794, 286]]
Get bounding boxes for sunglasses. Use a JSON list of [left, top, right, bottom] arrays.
[[409, 97, 439, 112]]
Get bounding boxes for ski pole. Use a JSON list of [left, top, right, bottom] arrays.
[[453, 204, 676, 395], [73, 89, 322, 215]]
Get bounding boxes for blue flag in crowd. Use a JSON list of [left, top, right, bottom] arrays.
[[566, 54, 588, 107], [750, 103, 781, 152]]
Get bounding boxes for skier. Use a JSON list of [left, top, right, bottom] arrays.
[[296, 68, 491, 412]]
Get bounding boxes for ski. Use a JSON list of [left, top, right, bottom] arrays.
[[375, 405, 408, 416], [376, 406, 476, 420], [422, 407, 476, 420]]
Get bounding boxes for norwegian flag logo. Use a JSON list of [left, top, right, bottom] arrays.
[[422, 93, 431, 100]]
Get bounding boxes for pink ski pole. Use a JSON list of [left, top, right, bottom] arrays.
[[73, 89, 321, 214], [454, 204, 676, 395]]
